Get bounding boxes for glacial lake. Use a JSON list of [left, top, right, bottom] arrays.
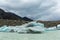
[[0, 30, 60, 40]]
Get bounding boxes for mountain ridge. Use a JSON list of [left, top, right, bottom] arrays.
[[0, 8, 33, 21]]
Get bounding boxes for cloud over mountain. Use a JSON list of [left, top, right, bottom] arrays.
[[0, 0, 60, 21]]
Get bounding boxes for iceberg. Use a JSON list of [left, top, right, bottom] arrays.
[[0, 21, 57, 33], [25, 21, 45, 33], [0, 25, 11, 32], [46, 26, 56, 31], [57, 24, 60, 30], [28, 26, 45, 32]]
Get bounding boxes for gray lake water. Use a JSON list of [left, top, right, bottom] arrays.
[[0, 30, 60, 40]]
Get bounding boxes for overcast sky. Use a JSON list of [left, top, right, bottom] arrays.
[[0, 0, 60, 21]]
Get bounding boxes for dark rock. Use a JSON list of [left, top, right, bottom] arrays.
[[0, 8, 33, 26], [23, 17, 33, 21], [3, 12, 23, 20], [0, 8, 33, 21], [0, 8, 22, 20]]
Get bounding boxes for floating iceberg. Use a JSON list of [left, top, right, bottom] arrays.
[[46, 26, 56, 31], [26, 21, 44, 27], [25, 22, 45, 33], [28, 26, 45, 32], [0, 25, 12, 32], [57, 24, 60, 30], [0, 21, 56, 33]]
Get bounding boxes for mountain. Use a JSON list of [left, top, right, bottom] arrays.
[[4, 12, 23, 20], [23, 17, 33, 21], [0, 9, 23, 20], [0, 8, 33, 26], [0, 8, 33, 21]]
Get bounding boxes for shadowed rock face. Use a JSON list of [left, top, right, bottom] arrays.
[[0, 8, 33, 21], [0, 9, 22, 20], [3, 12, 22, 20], [23, 17, 33, 21], [0, 8, 33, 26], [0, 9, 5, 19]]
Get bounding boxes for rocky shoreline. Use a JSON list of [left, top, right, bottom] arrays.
[[0, 19, 29, 26]]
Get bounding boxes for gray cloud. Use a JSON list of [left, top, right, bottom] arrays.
[[0, 0, 60, 21]]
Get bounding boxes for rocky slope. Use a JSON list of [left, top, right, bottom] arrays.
[[0, 8, 33, 26], [0, 8, 33, 21], [37, 20, 60, 28]]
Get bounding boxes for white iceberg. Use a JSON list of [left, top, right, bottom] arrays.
[[28, 26, 45, 32], [0, 21, 46, 33], [57, 24, 60, 30], [46, 26, 56, 31]]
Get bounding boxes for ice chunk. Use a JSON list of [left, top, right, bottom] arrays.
[[16, 27, 28, 33], [28, 26, 45, 32], [57, 24, 60, 30], [26, 21, 44, 28], [0, 25, 11, 32], [46, 26, 56, 31]]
